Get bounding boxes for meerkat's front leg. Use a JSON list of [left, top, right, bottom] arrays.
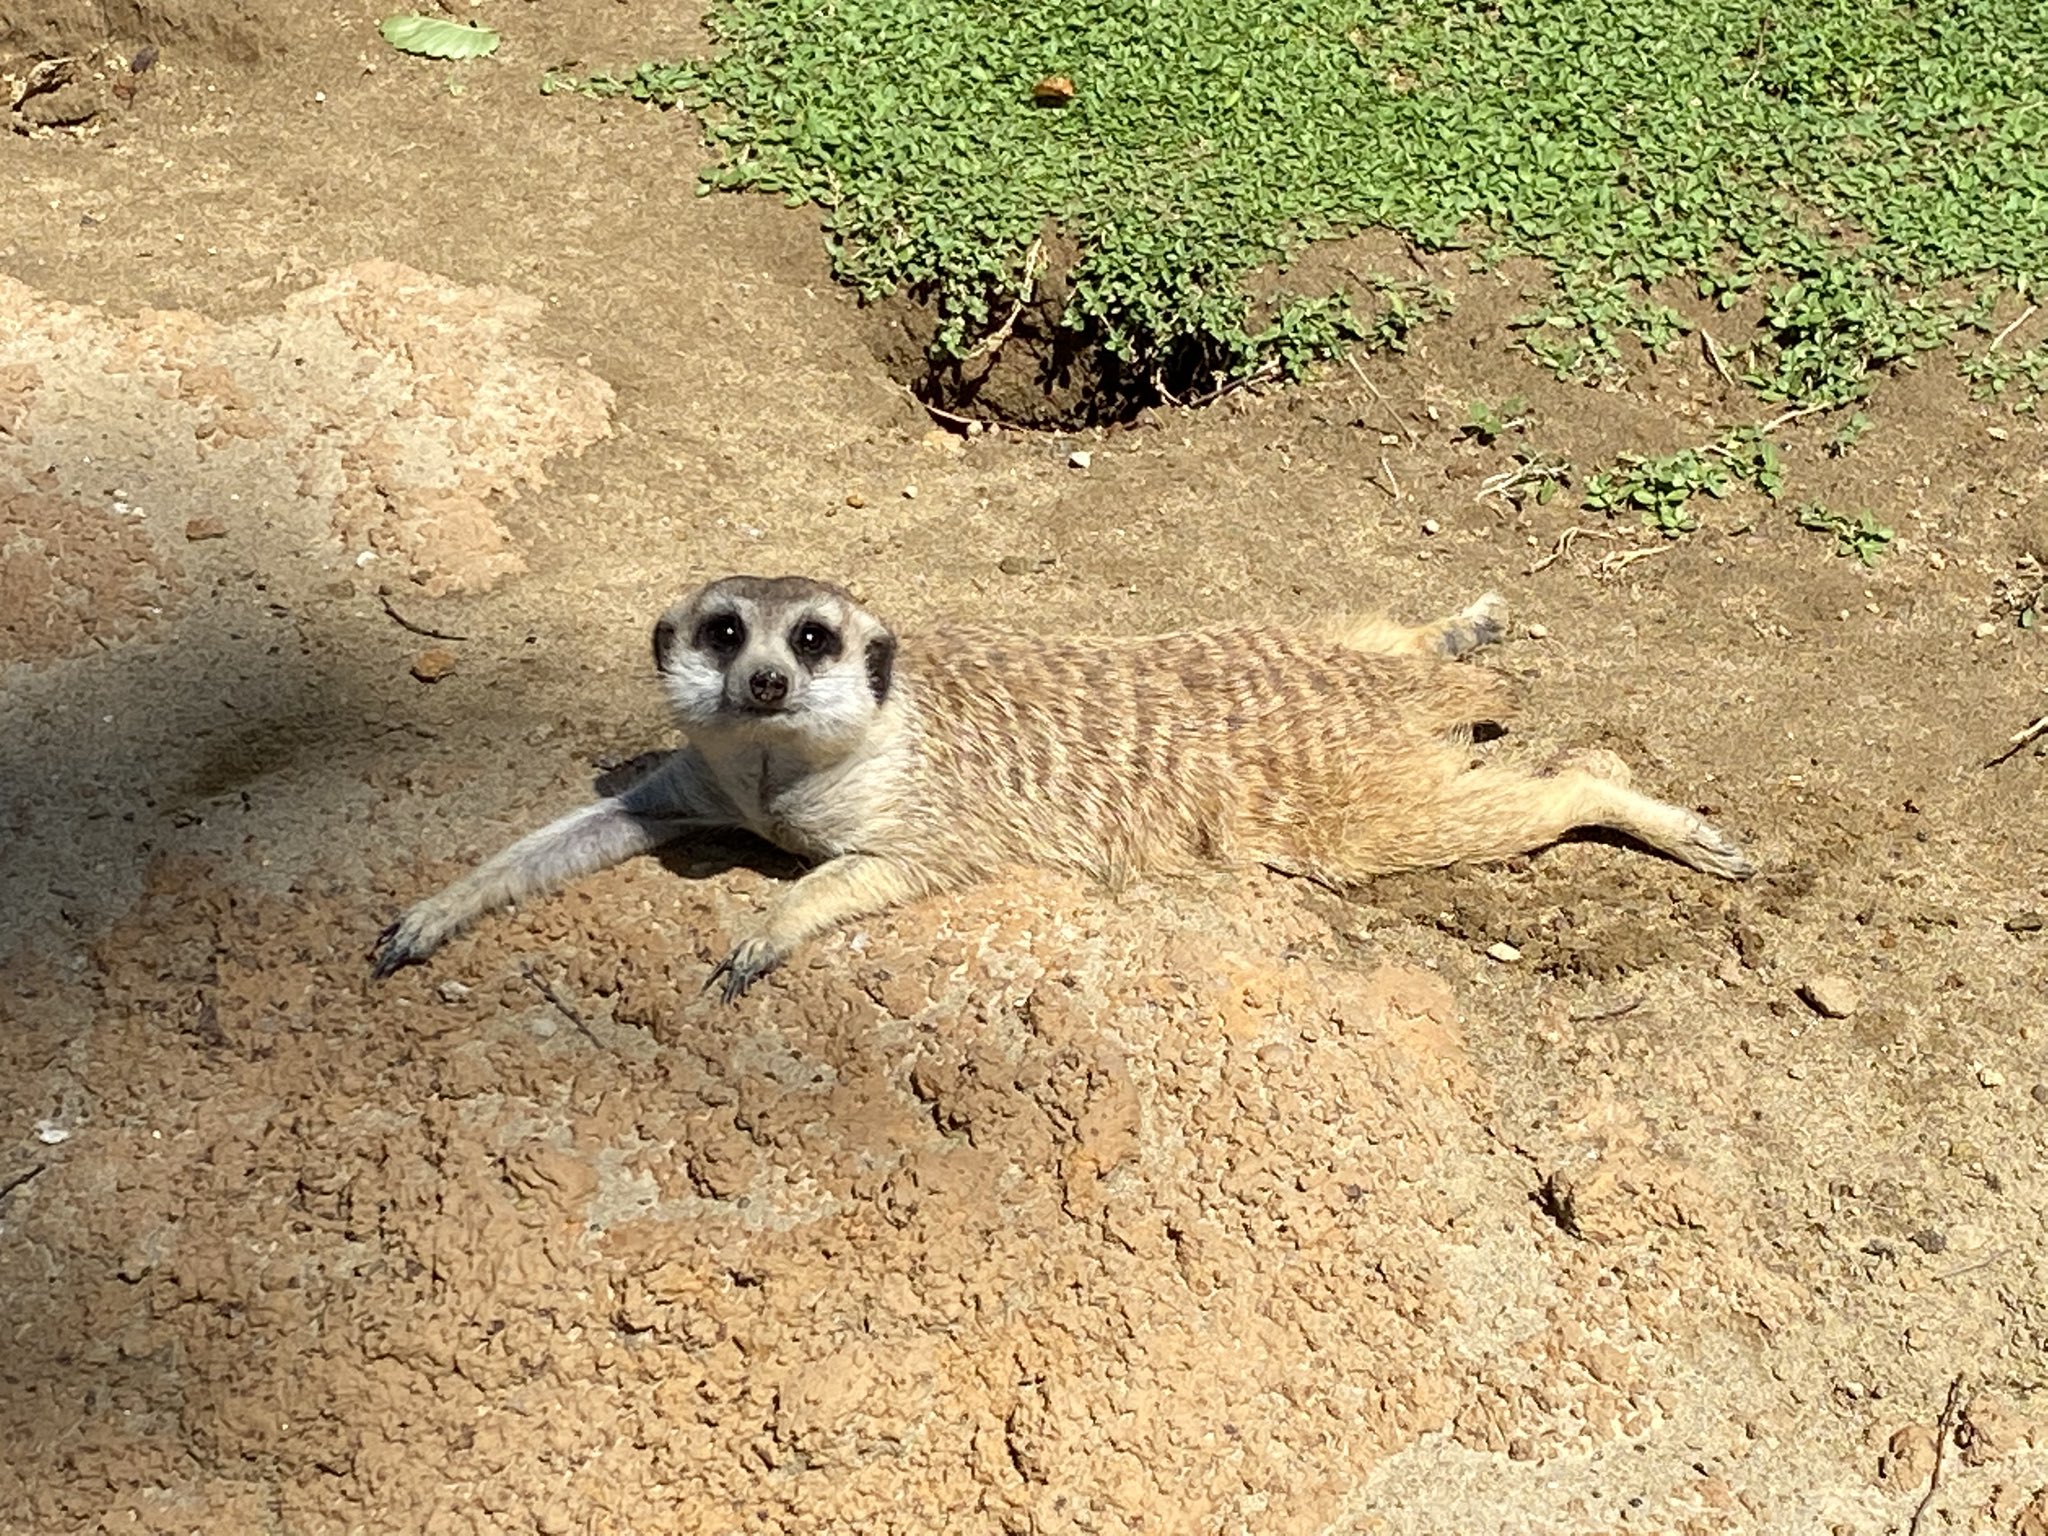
[[709, 852, 935, 1003], [371, 752, 724, 977]]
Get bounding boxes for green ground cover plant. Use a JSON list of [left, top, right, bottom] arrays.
[[550, 0, 2047, 409], [1583, 426, 1782, 538], [1795, 503, 1896, 566], [1960, 339, 2048, 414]]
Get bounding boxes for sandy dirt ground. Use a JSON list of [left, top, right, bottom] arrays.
[[3, 3, 2047, 1533]]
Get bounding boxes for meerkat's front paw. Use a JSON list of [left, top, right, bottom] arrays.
[[370, 906, 452, 978], [706, 935, 785, 1004]]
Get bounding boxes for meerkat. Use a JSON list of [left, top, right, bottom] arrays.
[[370, 574, 1755, 1001]]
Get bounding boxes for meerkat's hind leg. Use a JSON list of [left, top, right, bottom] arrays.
[[1320, 757, 1754, 882], [1331, 590, 1510, 659], [709, 852, 935, 1003], [1443, 761, 1756, 879], [371, 751, 723, 978]]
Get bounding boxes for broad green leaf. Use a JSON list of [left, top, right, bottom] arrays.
[[379, 14, 500, 61]]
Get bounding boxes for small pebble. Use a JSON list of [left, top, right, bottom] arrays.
[[902, 485, 918, 500], [1420, 518, 1441, 536], [411, 647, 459, 683], [437, 979, 472, 1004], [2031, 1084, 2048, 1106], [1977, 1066, 2005, 1088], [1974, 620, 1998, 639], [998, 555, 1033, 576], [1908, 1228, 1947, 1255], [1525, 623, 1549, 640], [845, 493, 867, 509], [34, 1120, 71, 1145], [1068, 450, 1092, 469], [1797, 974, 1861, 1018], [184, 515, 228, 541], [2005, 911, 2044, 934], [1485, 941, 1522, 963]]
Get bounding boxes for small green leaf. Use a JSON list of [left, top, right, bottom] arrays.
[[379, 14, 500, 61]]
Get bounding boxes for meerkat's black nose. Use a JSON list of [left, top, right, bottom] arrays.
[[749, 666, 789, 705], [652, 619, 677, 670]]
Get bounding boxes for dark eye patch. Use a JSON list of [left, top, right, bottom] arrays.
[[789, 619, 843, 669], [694, 612, 746, 655], [865, 634, 896, 704]]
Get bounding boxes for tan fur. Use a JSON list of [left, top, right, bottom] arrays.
[[371, 580, 1753, 1000]]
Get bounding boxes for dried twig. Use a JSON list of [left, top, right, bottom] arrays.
[[1526, 524, 1619, 576], [960, 236, 1047, 362], [1597, 545, 1668, 579], [1344, 352, 1420, 447], [1182, 359, 1281, 410], [1700, 329, 1736, 387], [0, 1164, 45, 1203], [1476, 458, 1571, 510], [1378, 454, 1402, 500], [379, 593, 469, 642], [1935, 1246, 2010, 1283], [521, 964, 604, 1049], [913, 389, 1037, 435], [1983, 711, 2048, 769], [1568, 997, 1644, 1024], [1989, 302, 2040, 352], [1905, 1375, 1966, 1536], [1757, 402, 1828, 434]]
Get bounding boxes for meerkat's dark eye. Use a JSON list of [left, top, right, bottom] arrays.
[[694, 613, 746, 654], [790, 620, 842, 662]]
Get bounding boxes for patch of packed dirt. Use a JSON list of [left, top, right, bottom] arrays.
[[4, 2, 2048, 1533]]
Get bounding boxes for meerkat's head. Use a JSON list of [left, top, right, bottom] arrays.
[[652, 575, 898, 748]]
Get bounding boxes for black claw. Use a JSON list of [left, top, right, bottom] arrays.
[[706, 951, 772, 1005], [369, 922, 414, 980]]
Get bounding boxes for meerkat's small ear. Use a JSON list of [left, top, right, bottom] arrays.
[[865, 632, 897, 705]]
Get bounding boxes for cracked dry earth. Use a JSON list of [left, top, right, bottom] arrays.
[[4, 2, 2048, 1533]]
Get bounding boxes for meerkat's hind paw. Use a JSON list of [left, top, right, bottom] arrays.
[[369, 923, 417, 979], [1441, 591, 1511, 657], [369, 910, 442, 978], [1683, 817, 1757, 881]]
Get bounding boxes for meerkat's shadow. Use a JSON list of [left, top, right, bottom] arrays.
[[592, 749, 809, 885]]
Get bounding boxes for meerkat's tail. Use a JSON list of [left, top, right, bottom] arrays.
[[1329, 591, 1510, 660]]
